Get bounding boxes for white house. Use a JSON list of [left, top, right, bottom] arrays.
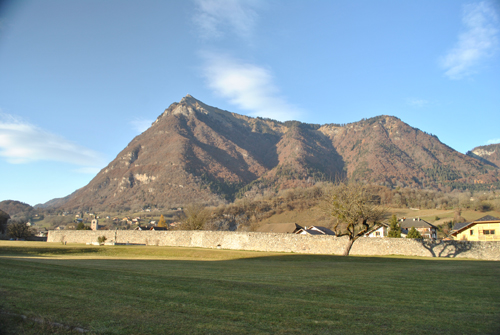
[[364, 222, 390, 237]]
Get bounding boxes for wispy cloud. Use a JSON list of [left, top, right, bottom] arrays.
[[130, 118, 153, 133], [202, 53, 302, 121], [193, 0, 260, 40], [441, 1, 499, 80], [486, 138, 500, 145], [408, 98, 429, 108], [0, 113, 105, 172]]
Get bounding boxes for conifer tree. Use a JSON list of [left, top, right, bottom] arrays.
[[407, 226, 422, 239], [388, 214, 401, 238]]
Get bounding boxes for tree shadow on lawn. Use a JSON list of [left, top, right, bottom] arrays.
[[0, 245, 101, 257], [2, 253, 499, 334]]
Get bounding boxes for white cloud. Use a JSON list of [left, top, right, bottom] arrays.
[[0, 113, 105, 171], [193, 0, 260, 40], [486, 138, 500, 145], [130, 118, 153, 133], [202, 53, 302, 121], [408, 98, 429, 108], [441, 1, 499, 79]]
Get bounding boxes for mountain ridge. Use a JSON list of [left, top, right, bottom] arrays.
[[42, 95, 499, 211]]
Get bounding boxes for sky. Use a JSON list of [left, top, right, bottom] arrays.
[[0, 0, 499, 206]]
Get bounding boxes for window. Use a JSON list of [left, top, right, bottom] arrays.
[[375, 232, 380, 236], [483, 230, 496, 235], [470, 230, 474, 235]]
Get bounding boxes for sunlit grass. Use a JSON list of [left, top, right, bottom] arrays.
[[1, 241, 499, 334]]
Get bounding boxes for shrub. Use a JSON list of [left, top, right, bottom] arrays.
[[97, 236, 107, 244], [76, 222, 90, 230], [406, 227, 422, 239]]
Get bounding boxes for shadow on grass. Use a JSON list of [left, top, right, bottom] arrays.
[[1, 249, 499, 335], [0, 245, 101, 257]]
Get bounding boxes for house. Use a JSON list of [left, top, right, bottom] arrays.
[[364, 222, 390, 237], [134, 226, 150, 231], [399, 218, 437, 239], [296, 226, 335, 235], [451, 215, 500, 241], [256, 223, 303, 234]]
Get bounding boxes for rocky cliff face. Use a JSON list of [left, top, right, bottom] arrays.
[[54, 95, 499, 211], [467, 143, 500, 168]]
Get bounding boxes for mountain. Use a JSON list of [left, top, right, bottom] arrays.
[[0, 200, 34, 216], [50, 95, 499, 211], [467, 144, 500, 168]]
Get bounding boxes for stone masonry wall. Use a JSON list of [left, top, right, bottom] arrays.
[[47, 230, 500, 261]]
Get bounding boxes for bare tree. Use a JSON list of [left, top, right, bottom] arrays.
[[323, 182, 386, 256], [178, 204, 210, 230]]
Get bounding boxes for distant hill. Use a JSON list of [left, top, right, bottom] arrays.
[[34, 191, 77, 209], [467, 143, 500, 168], [0, 200, 34, 216], [43, 95, 499, 211]]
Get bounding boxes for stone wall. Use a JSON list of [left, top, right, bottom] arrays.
[[47, 230, 500, 261]]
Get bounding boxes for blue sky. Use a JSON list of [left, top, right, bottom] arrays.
[[0, 0, 499, 206]]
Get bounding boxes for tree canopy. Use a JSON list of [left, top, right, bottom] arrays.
[[323, 182, 386, 255], [7, 221, 33, 239], [180, 204, 210, 230]]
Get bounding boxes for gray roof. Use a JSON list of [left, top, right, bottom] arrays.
[[399, 218, 436, 229], [296, 226, 336, 235], [310, 226, 336, 235], [452, 222, 470, 231], [475, 215, 500, 222]]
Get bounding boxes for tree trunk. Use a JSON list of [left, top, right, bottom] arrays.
[[343, 238, 355, 256]]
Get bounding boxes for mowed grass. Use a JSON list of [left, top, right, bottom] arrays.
[[0, 242, 499, 334]]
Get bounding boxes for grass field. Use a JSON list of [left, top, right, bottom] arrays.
[[0, 241, 499, 334]]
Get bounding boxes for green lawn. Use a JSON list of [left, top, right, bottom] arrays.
[[0, 242, 499, 334]]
